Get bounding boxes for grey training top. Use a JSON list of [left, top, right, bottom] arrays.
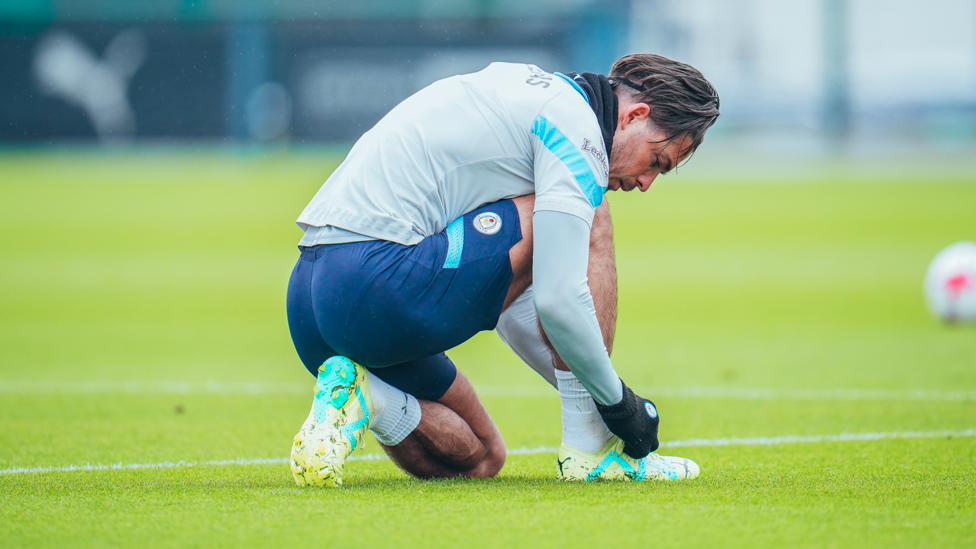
[[295, 62, 622, 405]]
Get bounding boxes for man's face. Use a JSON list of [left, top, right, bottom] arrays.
[[607, 102, 692, 192]]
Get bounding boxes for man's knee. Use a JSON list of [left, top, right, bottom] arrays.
[[449, 442, 495, 473], [449, 431, 506, 478], [475, 434, 507, 478]]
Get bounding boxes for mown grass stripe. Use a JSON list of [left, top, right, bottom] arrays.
[[2, 381, 975, 401], [3, 429, 972, 476], [660, 428, 976, 448]]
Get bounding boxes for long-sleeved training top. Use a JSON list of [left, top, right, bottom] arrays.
[[295, 62, 623, 405]]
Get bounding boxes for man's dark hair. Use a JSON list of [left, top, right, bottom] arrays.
[[609, 53, 720, 159]]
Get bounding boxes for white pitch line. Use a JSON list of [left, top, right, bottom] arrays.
[[634, 386, 976, 402], [2, 428, 972, 477], [2, 381, 975, 402], [659, 428, 976, 448], [0, 381, 311, 395]]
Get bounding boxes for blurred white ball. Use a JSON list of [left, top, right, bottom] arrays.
[[924, 241, 976, 323]]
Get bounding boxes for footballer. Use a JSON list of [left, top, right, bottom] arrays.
[[285, 53, 720, 486]]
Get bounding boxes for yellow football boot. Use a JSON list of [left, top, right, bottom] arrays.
[[557, 436, 700, 482], [290, 356, 372, 487]]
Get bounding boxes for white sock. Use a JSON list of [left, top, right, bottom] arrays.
[[555, 369, 613, 453], [366, 371, 421, 446]]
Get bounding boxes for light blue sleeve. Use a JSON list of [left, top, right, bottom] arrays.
[[530, 87, 609, 227], [532, 210, 624, 405]]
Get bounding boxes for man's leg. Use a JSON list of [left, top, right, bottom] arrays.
[[380, 371, 505, 478], [579, 200, 617, 360]]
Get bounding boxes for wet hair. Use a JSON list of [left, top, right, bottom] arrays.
[[609, 53, 720, 158]]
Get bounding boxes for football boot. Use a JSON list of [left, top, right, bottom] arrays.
[[557, 436, 700, 482], [290, 356, 372, 487]]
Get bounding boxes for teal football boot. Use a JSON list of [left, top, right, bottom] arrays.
[[557, 436, 700, 482], [290, 356, 373, 487]]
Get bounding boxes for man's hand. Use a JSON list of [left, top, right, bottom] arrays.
[[594, 380, 659, 459]]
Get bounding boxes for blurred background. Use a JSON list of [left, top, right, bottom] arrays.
[[1, 0, 974, 159], [1, 1, 974, 391]]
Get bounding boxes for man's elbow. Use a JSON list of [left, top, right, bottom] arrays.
[[533, 287, 565, 324]]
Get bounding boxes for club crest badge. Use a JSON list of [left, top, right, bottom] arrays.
[[473, 212, 502, 235], [644, 401, 658, 419]]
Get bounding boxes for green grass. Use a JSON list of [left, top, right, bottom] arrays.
[[1, 149, 974, 548]]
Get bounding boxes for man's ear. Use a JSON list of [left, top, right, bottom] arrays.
[[620, 103, 651, 130]]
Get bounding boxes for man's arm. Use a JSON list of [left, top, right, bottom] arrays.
[[533, 209, 661, 458], [528, 84, 660, 458], [532, 209, 622, 405]]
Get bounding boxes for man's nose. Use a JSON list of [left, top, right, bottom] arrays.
[[637, 172, 658, 191]]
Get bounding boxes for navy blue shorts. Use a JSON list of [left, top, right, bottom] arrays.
[[286, 199, 522, 401]]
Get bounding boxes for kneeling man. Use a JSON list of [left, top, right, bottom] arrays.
[[285, 53, 719, 486]]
